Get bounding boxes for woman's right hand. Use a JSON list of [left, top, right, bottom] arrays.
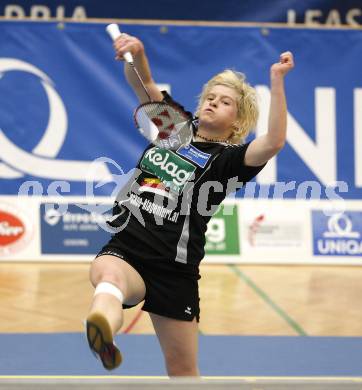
[[113, 34, 145, 61]]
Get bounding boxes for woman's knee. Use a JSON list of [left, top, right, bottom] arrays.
[[90, 260, 129, 294]]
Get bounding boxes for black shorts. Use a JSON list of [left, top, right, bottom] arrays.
[[95, 245, 201, 322]]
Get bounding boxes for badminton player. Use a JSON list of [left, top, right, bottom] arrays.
[[86, 32, 294, 375]]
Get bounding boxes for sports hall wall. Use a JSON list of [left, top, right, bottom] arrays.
[[0, 1, 361, 264]]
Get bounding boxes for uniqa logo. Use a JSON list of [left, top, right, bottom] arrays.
[[323, 213, 360, 238], [317, 212, 362, 256], [144, 149, 193, 187]]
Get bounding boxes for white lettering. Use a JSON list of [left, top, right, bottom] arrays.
[[128, 193, 178, 223], [346, 9, 361, 26], [256, 86, 336, 185], [243, 181, 257, 198], [318, 239, 362, 255], [4, 5, 87, 20], [72, 6, 87, 20], [56, 6, 65, 19], [4, 5, 25, 18], [323, 182, 348, 217], [273, 181, 296, 198], [64, 239, 88, 246], [206, 219, 225, 243], [258, 183, 272, 198], [18, 181, 44, 196], [0, 222, 24, 236], [287, 9, 297, 25], [30, 6, 50, 19], [296, 181, 322, 199], [62, 212, 110, 224], [305, 9, 323, 25], [145, 149, 192, 187], [325, 9, 341, 25], [287, 8, 362, 26], [165, 161, 178, 176]]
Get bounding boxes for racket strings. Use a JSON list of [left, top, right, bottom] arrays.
[[134, 102, 193, 149], [139, 103, 187, 136]]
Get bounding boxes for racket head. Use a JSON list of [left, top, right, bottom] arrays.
[[134, 101, 193, 150]]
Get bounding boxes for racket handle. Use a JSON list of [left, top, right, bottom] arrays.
[[106, 23, 134, 64]]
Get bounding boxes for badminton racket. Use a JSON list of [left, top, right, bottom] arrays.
[[106, 24, 193, 150]]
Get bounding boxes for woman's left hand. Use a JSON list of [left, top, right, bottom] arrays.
[[270, 51, 295, 77]]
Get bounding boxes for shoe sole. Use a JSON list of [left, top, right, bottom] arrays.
[[86, 312, 122, 370]]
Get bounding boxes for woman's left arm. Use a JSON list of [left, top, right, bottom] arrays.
[[244, 51, 295, 167]]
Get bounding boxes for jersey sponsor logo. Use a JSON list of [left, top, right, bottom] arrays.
[[140, 147, 196, 193], [129, 193, 179, 223], [176, 144, 211, 168], [139, 178, 175, 200]]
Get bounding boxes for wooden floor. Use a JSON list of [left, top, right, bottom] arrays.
[[1, 262, 362, 336]]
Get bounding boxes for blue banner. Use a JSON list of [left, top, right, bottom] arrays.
[[40, 203, 113, 254], [0, 21, 361, 199], [0, 1, 361, 26]]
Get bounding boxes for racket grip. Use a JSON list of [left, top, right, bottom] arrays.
[[106, 23, 134, 64]]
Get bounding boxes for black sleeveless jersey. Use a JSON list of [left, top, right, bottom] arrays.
[[107, 95, 266, 265]]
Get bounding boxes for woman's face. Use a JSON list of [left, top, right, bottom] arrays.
[[198, 85, 239, 135]]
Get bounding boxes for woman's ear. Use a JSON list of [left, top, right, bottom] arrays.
[[232, 121, 241, 131]]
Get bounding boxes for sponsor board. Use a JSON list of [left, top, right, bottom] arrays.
[[0, 195, 361, 264], [241, 199, 308, 253], [312, 210, 362, 257], [247, 214, 304, 248], [40, 203, 113, 255], [205, 204, 240, 255]]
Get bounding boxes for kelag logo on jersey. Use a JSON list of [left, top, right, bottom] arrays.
[[140, 147, 196, 193], [312, 211, 362, 257], [40, 203, 113, 254]]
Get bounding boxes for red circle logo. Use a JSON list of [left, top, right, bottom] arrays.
[[0, 211, 25, 246]]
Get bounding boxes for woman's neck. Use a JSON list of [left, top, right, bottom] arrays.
[[196, 125, 232, 143], [195, 131, 232, 144]]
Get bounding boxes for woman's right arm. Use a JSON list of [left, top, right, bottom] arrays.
[[113, 33, 163, 103]]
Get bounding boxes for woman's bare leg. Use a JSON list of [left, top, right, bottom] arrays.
[[86, 255, 146, 369], [149, 313, 199, 377]]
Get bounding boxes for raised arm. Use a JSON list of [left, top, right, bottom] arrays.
[[113, 34, 163, 103], [244, 51, 295, 166]]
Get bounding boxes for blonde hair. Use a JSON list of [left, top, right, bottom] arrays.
[[195, 69, 259, 144]]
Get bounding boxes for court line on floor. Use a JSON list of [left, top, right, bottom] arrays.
[[123, 308, 144, 334], [228, 264, 307, 336], [1, 375, 362, 381]]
